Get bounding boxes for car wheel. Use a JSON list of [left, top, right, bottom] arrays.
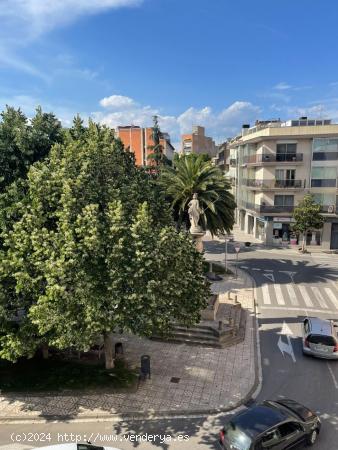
[[306, 429, 318, 446]]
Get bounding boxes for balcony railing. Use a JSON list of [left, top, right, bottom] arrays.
[[311, 179, 337, 188], [241, 202, 295, 213], [243, 153, 303, 164], [243, 179, 303, 189]]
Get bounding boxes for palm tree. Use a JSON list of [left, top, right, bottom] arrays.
[[159, 153, 236, 235]]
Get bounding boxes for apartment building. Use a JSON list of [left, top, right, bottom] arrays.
[[215, 141, 230, 172], [229, 117, 338, 249], [117, 126, 175, 166], [181, 126, 218, 157]]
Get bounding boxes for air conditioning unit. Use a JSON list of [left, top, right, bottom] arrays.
[[328, 205, 335, 213]]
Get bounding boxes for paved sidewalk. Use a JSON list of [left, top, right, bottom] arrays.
[[0, 269, 257, 423]]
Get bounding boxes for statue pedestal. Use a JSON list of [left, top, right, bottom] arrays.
[[191, 230, 206, 252]]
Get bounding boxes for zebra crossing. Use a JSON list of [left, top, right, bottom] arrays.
[[257, 281, 338, 312]]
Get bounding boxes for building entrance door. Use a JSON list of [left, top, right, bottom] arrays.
[[330, 223, 338, 249]]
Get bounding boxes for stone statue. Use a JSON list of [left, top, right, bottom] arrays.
[[188, 193, 202, 232]]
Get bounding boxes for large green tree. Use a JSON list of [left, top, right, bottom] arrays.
[[0, 106, 63, 192], [0, 119, 209, 369], [292, 194, 324, 252], [159, 153, 236, 235]]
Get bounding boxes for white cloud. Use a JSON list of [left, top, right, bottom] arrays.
[[95, 96, 261, 144], [100, 95, 136, 109], [274, 82, 292, 90], [0, 0, 143, 78], [0, 0, 143, 38]]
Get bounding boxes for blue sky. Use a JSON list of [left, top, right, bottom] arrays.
[[1, 0, 338, 147]]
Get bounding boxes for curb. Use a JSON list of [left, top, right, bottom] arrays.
[[0, 268, 262, 425]]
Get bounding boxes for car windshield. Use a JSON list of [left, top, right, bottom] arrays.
[[308, 334, 336, 346], [224, 422, 252, 450]]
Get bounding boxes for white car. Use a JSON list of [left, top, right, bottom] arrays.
[[35, 444, 120, 450]]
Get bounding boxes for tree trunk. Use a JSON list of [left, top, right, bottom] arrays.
[[302, 231, 307, 252], [103, 332, 114, 369], [41, 343, 49, 359]]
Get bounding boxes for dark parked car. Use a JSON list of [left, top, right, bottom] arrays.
[[219, 399, 321, 449]]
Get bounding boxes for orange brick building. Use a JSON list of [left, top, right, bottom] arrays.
[[117, 126, 175, 166]]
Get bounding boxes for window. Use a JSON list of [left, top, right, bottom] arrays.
[[313, 139, 338, 161], [313, 138, 338, 152], [278, 422, 302, 438], [312, 193, 336, 207], [311, 167, 337, 187], [274, 195, 294, 206], [277, 143, 297, 154], [308, 334, 337, 346], [304, 320, 310, 334], [223, 423, 252, 450]]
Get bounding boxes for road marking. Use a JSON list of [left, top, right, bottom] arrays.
[[280, 321, 293, 336], [278, 259, 287, 264], [252, 268, 261, 271], [327, 363, 338, 389], [263, 273, 275, 282], [240, 266, 249, 269], [286, 283, 298, 306], [263, 358, 270, 366], [311, 286, 328, 309], [298, 285, 314, 307], [259, 306, 338, 314], [278, 335, 296, 363], [261, 284, 271, 305], [324, 287, 338, 309], [291, 260, 298, 266], [264, 269, 274, 272], [274, 283, 285, 305]]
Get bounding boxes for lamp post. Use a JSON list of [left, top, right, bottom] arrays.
[[224, 235, 228, 274], [234, 245, 240, 279]]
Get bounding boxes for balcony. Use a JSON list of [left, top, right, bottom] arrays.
[[243, 153, 303, 165], [320, 205, 337, 214], [243, 179, 304, 190], [241, 202, 295, 214]]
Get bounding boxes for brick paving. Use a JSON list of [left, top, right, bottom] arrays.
[[0, 269, 257, 422]]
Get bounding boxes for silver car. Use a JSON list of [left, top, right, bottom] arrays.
[[302, 317, 338, 359]]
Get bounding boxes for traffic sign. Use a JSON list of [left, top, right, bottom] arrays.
[[235, 246, 240, 253]]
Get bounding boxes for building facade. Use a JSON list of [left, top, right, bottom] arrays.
[[229, 118, 338, 249], [117, 126, 175, 166], [181, 126, 218, 157]]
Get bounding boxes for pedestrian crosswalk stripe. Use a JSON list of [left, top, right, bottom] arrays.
[[298, 285, 314, 307], [291, 260, 298, 266], [262, 284, 271, 305], [278, 260, 287, 264], [274, 284, 285, 305], [286, 284, 298, 306], [311, 286, 328, 309], [324, 287, 338, 309]]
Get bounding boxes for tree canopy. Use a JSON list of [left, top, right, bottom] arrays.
[[292, 194, 324, 251], [0, 106, 63, 192], [0, 118, 209, 368], [159, 153, 236, 235]]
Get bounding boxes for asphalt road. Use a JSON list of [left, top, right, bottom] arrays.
[[1, 244, 338, 450], [237, 247, 338, 450]]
